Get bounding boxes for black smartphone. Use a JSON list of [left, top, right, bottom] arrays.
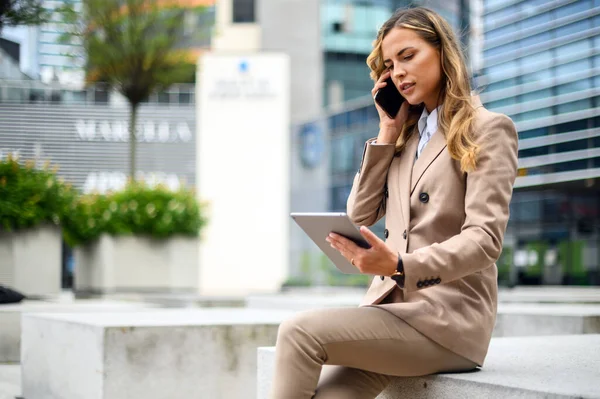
[[374, 77, 405, 119]]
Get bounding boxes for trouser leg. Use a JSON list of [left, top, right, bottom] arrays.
[[269, 307, 476, 399]]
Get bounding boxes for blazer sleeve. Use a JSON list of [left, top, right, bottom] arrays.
[[346, 138, 396, 226], [401, 113, 519, 293]]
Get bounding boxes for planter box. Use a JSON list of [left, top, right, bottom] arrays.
[[74, 234, 199, 294], [0, 225, 62, 297]]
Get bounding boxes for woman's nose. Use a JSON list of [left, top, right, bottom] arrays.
[[393, 66, 406, 81]]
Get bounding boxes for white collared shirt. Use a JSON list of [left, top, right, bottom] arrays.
[[416, 105, 441, 159]]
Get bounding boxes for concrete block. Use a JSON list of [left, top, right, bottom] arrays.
[[0, 225, 62, 297], [0, 365, 20, 399], [499, 287, 600, 304], [0, 300, 155, 363], [257, 335, 600, 399], [246, 293, 361, 311], [496, 303, 600, 336], [74, 234, 199, 294], [22, 308, 294, 399]]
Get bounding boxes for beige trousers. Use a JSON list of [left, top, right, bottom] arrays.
[[269, 306, 477, 399]]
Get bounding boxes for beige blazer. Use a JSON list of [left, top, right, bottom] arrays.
[[347, 96, 519, 366]]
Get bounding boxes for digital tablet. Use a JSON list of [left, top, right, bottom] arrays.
[[290, 212, 371, 274]]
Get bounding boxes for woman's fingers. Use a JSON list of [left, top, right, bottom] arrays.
[[326, 233, 359, 260], [371, 70, 390, 97]]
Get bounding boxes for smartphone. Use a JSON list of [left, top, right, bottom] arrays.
[[374, 77, 405, 119]]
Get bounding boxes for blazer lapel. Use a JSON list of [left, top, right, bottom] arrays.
[[398, 128, 419, 250], [410, 129, 447, 195]]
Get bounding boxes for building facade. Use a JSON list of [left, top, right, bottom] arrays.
[[292, 0, 600, 286], [477, 0, 600, 285]]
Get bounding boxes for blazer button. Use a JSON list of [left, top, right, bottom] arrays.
[[419, 192, 429, 203], [380, 276, 385, 281], [435, 278, 441, 284], [385, 188, 389, 198], [423, 280, 430, 287], [384, 229, 389, 238], [417, 281, 424, 288], [403, 230, 407, 239]]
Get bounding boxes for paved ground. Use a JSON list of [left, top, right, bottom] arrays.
[[0, 365, 19, 399]]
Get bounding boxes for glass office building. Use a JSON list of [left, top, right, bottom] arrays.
[[292, 0, 600, 286], [478, 0, 600, 285]]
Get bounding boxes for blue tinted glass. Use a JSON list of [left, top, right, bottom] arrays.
[[522, 68, 553, 84], [487, 97, 517, 109], [486, 24, 516, 42], [594, 14, 600, 28], [486, 60, 519, 81], [557, 99, 592, 114], [485, 78, 518, 92], [556, 59, 591, 76], [556, 19, 592, 37], [556, 0, 593, 18], [485, 43, 515, 58], [521, 11, 552, 29], [331, 135, 355, 173], [556, 40, 591, 62], [557, 79, 592, 95], [521, 50, 553, 71], [519, 108, 553, 121], [522, 89, 552, 103], [519, 127, 549, 139], [520, 31, 551, 48]]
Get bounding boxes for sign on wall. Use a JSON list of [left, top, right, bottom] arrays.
[[0, 104, 196, 193]]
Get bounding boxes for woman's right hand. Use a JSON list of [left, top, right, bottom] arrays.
[[372, 70, 410, 144]]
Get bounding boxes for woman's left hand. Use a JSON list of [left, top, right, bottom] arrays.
[[326, 226, 398, 276]]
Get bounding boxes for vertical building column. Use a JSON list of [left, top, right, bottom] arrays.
[[196, 53, 291, 295]]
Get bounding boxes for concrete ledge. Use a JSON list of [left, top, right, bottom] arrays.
[[0, 364, 20, 399], [0, 300, 157, 363], [495, 303, 600, 336], [257, 335, 600, 399], [246, 293, 361, 311], [499, 287, 600, 304], [22, 308, 294, 399]]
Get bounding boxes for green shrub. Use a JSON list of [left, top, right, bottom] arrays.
[[0, 156, 76, 232], [63, 182, 207, 247]]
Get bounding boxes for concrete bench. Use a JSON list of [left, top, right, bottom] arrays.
[[257, 334, 600, 399], [498, 286, 600, 304], [495, 303, 600, 336], [247, 294, 600, 337], [245, 293, 361, 310], [0, 299, 157, 363], [21, 308, 294, 399]]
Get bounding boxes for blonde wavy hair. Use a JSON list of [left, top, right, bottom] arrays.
[[367, 7, 479, 172]]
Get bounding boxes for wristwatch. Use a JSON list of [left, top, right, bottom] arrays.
[[390, 253, 405, 287]]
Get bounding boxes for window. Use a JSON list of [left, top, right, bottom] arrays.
[[521, 67, 553, 84], [555, 19, 592, 37], [557, 99, 592, 114], [522, 88, 552, 103], [233, 0, 255, 23], [520, 127, 549, 139], [556, 58, 591, 77], [556, 138, 589, 153], [556, 119, 588, 133], [521, 11, 552, 29], [331, 135, 356, 174], [556, 79, 592, 95], [555, 0, 592, 19], [555, 39, 591, 63]]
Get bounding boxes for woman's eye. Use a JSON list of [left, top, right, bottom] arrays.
[[404, 54, 413, 60]]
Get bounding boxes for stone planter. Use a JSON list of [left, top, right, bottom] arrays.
[[0, 225, 62, 297], [74, 234, 199, 294]]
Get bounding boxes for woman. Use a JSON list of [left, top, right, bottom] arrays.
[[270, 6, 518, 398]]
